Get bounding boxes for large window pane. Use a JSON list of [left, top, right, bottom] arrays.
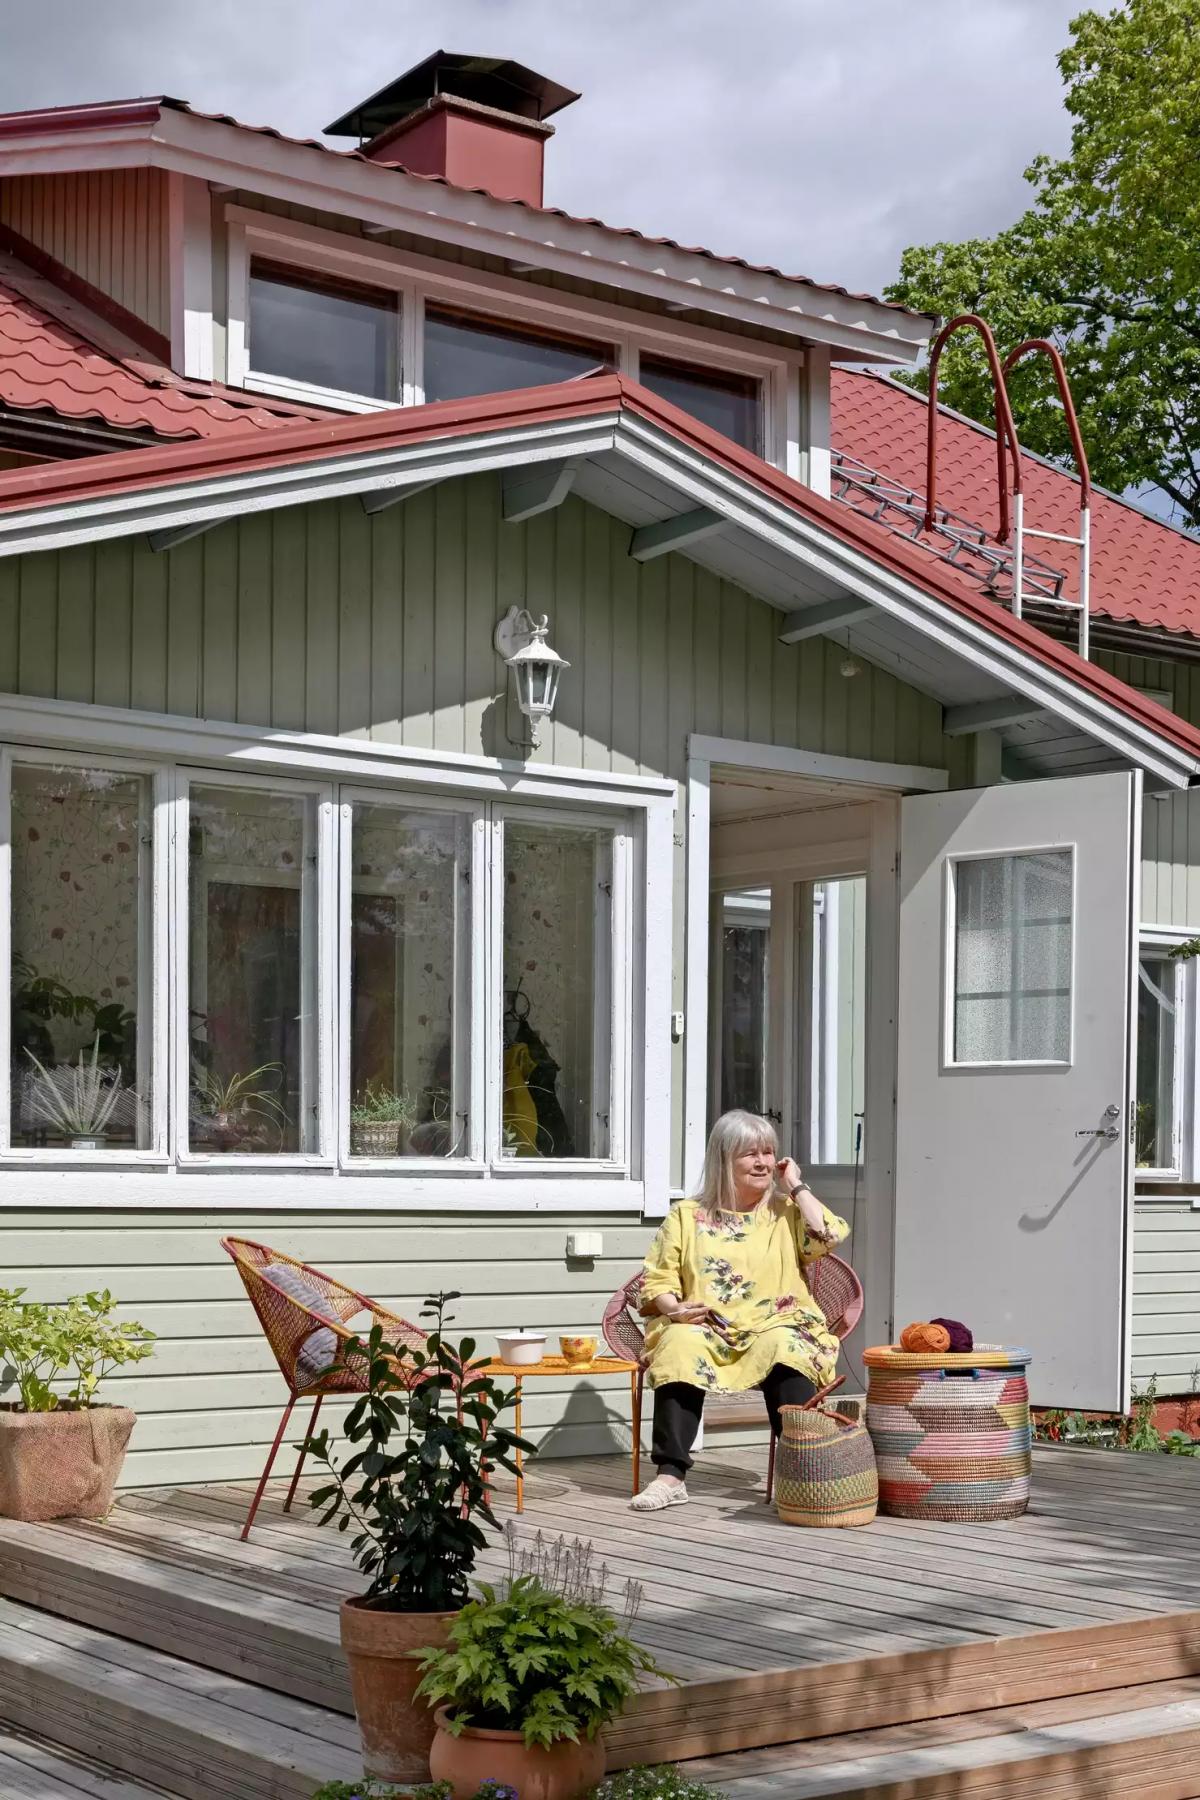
[[501, 820, 612, 1160], [638, 354, 761, 452], [188, 786, 316, 1155], [953, 851, 1073, 1064], [10, 764, 151, 1150], [249, 261, 397, 398], [1136, 952, 1179, 1171], [806, 876, 866, 1164], [424, 307, 609, 404], [350, 802, 470, 1158]]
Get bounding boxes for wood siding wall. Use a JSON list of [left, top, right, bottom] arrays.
[[0, 169, 170, 338], [1132, 1202, 1200, 1398], [0, 477, 964, 1480]]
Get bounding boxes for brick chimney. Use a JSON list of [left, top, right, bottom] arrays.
[[324, 51, 579, 208]]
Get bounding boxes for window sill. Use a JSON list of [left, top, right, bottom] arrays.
[[243, 370, 396, 414]]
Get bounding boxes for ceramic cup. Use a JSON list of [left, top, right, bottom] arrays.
[[560, 1334, 598, 1368]]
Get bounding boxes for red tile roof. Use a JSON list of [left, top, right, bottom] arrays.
[[831, 367, 1200, 641], [0, 96, 933, 326], [0, 371, 1195, 771], [0, 251, 324, 443]]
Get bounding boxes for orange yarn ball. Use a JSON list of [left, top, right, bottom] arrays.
[[900, 1321, 951, 1353]]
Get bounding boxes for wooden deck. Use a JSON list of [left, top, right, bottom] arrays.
[[0, 1442, 1199, 1794]]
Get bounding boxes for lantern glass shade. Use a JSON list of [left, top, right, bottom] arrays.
[[506, 625, 569, 728]]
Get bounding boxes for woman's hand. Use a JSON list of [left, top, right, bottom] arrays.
[[657, 1297, 733, 1341], [777, 1156, 805, 1195], [778, 1158, 828, 1233]]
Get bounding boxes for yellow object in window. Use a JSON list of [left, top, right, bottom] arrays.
[[503, 1041, 540, 1156]]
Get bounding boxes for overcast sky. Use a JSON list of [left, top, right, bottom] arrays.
[[3, 0, 1082, 299]]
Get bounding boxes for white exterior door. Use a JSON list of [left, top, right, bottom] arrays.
[[895, 770, 1141, 1410]]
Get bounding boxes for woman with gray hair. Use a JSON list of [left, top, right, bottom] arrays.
[[630, 1108, 849, 1512]]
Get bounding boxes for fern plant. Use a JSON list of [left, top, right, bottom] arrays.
[[416, 1575, 673, 1749]]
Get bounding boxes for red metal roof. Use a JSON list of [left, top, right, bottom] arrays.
[[0, 96, 932, 326], [0, 370, 1195, 768], [0, 252, 323, 442], [831, 367, 1200, 640]]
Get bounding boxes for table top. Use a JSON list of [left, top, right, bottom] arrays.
[[480, 1354, 640, 1377]]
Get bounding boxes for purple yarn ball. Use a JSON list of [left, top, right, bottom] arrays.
[[932, 1316, 973, 1352]]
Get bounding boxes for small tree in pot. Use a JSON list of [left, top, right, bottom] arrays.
[[305, 1292, 529, 1781], [0, 1287, 155, 1519]]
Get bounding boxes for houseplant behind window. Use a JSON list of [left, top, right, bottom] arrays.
[[0, 1288, 155, 1519], [305, 1292, 529, 1781]]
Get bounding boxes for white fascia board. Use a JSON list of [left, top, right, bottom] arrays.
[[0, 417, 617, 558], [611, 415, 1200, 791], [0, 111, 930, 363]]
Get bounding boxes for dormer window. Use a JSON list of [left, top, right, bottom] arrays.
[[639, 353, 761, 453], [248, 261, 398, 401], [423, 306, 611, 404]]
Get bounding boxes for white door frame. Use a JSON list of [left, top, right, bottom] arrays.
[[684, 735, 949, 1350]]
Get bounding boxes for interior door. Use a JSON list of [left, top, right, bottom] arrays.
[[895, 770, 1141, 1411]]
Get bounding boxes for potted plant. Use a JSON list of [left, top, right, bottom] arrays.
[[305, 1293, 529, 1781], [0, 1286, 155, 1519], [350, 1083, 419, 1158], [417, 1576, 670, 1800], [189, 1061, 289, 1152], [22, 1036, 138, 1149]]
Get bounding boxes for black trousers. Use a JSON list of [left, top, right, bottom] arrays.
[[651, 1364, 816, 1479]]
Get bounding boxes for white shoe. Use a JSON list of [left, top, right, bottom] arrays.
[[629, 1476, 689, 1512]]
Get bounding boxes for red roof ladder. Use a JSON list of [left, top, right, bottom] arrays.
[[924, 317, 1093, 658]]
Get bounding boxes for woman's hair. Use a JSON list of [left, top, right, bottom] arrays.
[[697, 1109, 779, 1212]]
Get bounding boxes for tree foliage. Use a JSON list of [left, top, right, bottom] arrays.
[[885, 0, 1200, 528]]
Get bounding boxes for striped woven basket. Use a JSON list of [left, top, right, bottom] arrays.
[[863, 1344, 1032, 1523], [775, 1403, 878, 1529]]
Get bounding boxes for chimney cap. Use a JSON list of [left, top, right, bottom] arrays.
[[324, 50, 580, 141]]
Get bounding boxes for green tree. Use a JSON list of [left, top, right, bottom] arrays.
[[885, 0, 1200, 529]]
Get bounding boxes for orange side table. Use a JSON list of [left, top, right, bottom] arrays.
[[479, 1353, 642, 1513]]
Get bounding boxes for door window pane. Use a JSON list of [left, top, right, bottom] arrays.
[[502, 820, 612, 1159], [249, 261, 397, 398], [424, 307, 609, 404], [719, 891, 769, 1115], [952, 851, 1073, 1064], [638, 354, 761, 452], [1136, 952, 1179, 1171], [349, 802, 470, 1158], [806, 876, 866, 1164], [188, 786, 316, 1155], [10, 764, 151, 1150]]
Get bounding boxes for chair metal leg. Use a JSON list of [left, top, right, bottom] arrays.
[[283, 1392, 322, 1515], [242, 1395, 297, 1541], [766, 1430, 777, 1504]]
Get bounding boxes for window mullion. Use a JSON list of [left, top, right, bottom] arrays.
[[482, 809, 504, 1165], [314, 790, 337, 1161], [0, 747, 11, 1154]]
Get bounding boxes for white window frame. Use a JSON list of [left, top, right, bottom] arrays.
[[224, 207, 798, 469], [943, 843, 1077, 1071], [1136, 925, 1197, 1188], [0, 745, 170, 1165], [175, 766, 336, 1169], [0, 695, 671, 1210]]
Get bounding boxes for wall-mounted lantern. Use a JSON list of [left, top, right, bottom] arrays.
[[494, 606, 570, 748]]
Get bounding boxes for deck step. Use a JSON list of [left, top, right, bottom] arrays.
[[683, 1678, 1200, 1796], [0, 1596, 362, 1800], [0, 1726, 185, 1798]]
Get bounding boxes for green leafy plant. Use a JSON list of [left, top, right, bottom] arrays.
[[11, 956, 137, 1076], [23, 1037, 137, 1140], [416, 1574, 672, 1750], [189, 1061, 289, 1150], [0, 1288, 155, 1413], [308, 1782, 452, 1800], [307, 1292, 530, 1613], [592, 1771, 729, 1800], [350, 1083, 419, 1128]]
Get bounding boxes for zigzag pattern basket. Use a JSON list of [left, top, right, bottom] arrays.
[[775, 1403, 879, 1528], [863, 1345, 1032, 1522]]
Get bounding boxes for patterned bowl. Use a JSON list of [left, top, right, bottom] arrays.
[[560, 1335, 598, 1368]]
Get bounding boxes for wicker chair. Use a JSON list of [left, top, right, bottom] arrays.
[[221, 1236, 427, 1540], [602, 1252, 864, 1502]]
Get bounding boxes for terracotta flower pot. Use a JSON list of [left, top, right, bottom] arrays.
[[339, 1597, 455, 1779], [429, 1710, 606, 1800], [0, 1403, 135, 1521]]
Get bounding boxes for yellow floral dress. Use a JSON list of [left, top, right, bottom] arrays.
[[639, 1193, 850, 1393]]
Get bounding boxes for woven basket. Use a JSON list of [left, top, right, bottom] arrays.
[[863, 1344, 1032, 1522], [775, 1403, 878, 1528]]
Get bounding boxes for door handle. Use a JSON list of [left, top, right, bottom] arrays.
[[1075, 1127, 1119, 1139]]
